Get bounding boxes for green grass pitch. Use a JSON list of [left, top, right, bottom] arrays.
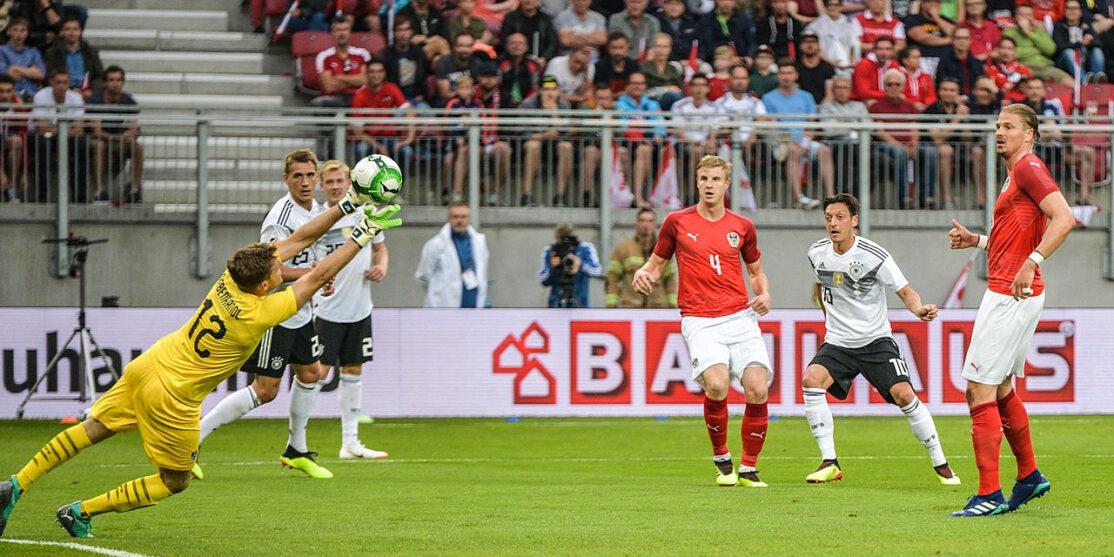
[[1, 415, 1112, 556]]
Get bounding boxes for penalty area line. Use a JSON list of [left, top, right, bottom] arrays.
[[0, 538, 157, 557]]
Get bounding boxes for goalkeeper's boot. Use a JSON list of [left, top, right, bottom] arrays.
[[1005, 470, 1050, 512], [949, 491, 1007, 517], [191, 462, 204, 481], [806, 459, 843, 483], [0, 475, 19, 537], [339, 443, 389, 460], [713, 459, 737, 487], [56, 501, 94, 538], [736, 470, 768, 488], [280, 446, 333, 479], [934, 463, 961, 486]]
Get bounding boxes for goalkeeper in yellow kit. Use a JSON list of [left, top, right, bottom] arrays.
[[0, 180, 401, 539]]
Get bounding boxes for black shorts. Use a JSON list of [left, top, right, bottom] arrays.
[[241, 321, 321, 378], [316, 316, 374, 367], [809, 337, 911, 405]]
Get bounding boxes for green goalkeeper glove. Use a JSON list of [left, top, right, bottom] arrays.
[[351, 204, 402, 247]]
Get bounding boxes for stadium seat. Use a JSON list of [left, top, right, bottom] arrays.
[[1045, 82, 1073, 112], [291, 30, 333, 58], [350, 32, 387, 57], [1079, 83, 1114, 115], [267, 0, 290, 18], [296, 56, 321, 95]]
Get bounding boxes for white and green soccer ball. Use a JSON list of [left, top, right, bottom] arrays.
[[351, 154, 403, 204]]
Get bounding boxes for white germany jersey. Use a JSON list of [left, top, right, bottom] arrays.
[[670, 97, 723, 142], [807, 235, 908, 348], [261, 194, 320, 329], [713, 92, 766, 143], [313, 209, 385, 323]]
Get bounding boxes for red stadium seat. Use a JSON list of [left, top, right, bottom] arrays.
[[266, 0, 290, 17], [1079, 83, 1114, 115], [295, 56, 321, 95], [1044, 82, 1073, 112], [350, 32, 387, 57], [291, 30, 333, 58]]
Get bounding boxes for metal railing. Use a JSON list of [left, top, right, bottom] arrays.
[[2, 106, 1112, 279]]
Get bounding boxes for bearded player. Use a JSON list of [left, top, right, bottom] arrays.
[[947, 103, 1073, 517], [633, 155, 773, 488], [0, 188, 401, 538]]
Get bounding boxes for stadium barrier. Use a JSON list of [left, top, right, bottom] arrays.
[[0, 307, 1103, 419]]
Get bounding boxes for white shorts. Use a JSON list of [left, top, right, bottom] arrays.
[[681, 308, 773, 384], [962, 290, 1045, 385]]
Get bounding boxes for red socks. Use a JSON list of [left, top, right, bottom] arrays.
[[740, 403, 768, 468], [998, 390, 1038, 480], [703, 396, 729, 456], [970, 401, 1003, 496]]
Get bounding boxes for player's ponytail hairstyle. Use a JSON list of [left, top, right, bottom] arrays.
[[228, 243, 278, 292], [282, 149, 319, 176], [1002, 103, 1041, 142]]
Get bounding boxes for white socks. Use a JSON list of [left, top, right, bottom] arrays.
[[803, 388, 837, 460], [287, 378, 322, 453], [338, 373, 362, 448], [900, 398, 946, 467], [199, 386, 261, 444]]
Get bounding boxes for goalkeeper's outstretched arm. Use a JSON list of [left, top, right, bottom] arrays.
[[274, 189, 364, 262]]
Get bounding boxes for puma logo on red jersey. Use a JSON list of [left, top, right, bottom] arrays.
[[687, 233, 700, 242]]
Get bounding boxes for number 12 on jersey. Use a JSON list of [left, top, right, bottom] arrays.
[[709, 254, 722, 276]]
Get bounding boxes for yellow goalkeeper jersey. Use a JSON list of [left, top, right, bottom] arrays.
[[146, 269, 297, 405]]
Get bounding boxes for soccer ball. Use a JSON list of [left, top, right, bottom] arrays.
[[351, 154, 403, 204]]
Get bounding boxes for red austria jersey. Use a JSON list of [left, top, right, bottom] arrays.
[[351, 82, 410, 136], [853, 11, 906, 45], [315, 46, 372, 95], [988, 152, 1060, 297], [653, 206, 761, 318]]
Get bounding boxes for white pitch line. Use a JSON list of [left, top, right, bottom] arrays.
[[0, 538, 156, 557]]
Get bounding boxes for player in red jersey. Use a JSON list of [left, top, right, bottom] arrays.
[[947, 103, 1073, 517], [633, 155, 773, 488]]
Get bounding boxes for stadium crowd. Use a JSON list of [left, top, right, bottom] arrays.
[[286, 0, 1112, 209]]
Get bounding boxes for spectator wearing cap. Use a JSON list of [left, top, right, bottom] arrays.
[[750, 44, 778, 96], [656, 0, 699, 62], [935, 24, 984, 96], [904, 0, 956, 76], [851, 36, 900, 104], [376, 17, 431, 108], [608, 0, 661, 51], [795, 28, 835, 103], [0, 18, 46, 100], [311, 17, 372, 108], [756, 0, 806, 59], [696, 0, 756, 64], [640, 32, 684, 109], [545, 44, 595, 107], [520, 75, 575, 207], [43, 15, 103, 101], [852, 0, 906, 53], [501, 0, 560, 65], [474, 61, 512, 206], [498, 32, 543, 107], [805, 0, 860, 69]]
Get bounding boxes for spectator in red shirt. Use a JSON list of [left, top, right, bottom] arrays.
[[869, 68, 939, 208], [350, 60, 416, 176], [1022, 0, 1066, 25], [898, 45, 937, 111], [961, 0, 1001, 61], [986, 36, 1033, 103], [852, 36, 900, 105], [853, 0, 907, 52], [0, 75, 28, 202], [314, 17, 373, 107]]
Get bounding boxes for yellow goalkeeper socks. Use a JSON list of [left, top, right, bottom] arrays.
[[81, 474, 173, 517], [15, 424, 92, 492]]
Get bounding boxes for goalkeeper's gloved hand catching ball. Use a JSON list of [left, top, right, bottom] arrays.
[[339, 185, 370, 215], [351, 204, 403, 247]]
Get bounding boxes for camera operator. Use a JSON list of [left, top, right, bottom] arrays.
[[537, 222, 602, 308]]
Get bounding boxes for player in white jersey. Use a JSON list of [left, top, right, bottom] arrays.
[[192, 149, 334, 480], [802, 194, 960, 485], [671, 74, 723, 199], [313, 160, 390, 460]]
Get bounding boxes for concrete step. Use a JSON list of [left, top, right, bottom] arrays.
[[101, 51, 264, 74], [87, 9, 229, 32], [144, 136, 323, 159], [84, 30, 267, 52], [143, 159, 283, 181], [80, 0, 237, 10], [133, 93, 284, 109], [125, 72, 290, 97]]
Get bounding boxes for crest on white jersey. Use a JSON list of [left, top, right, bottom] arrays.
[[727, 232, 740, 248], [849, 261, 865, 280]]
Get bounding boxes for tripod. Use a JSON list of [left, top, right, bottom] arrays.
[[16, 237, 120, 419]]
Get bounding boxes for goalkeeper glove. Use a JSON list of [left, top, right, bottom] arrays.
[[339, 186, 371, 215], [351, 204, 402, 247]]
